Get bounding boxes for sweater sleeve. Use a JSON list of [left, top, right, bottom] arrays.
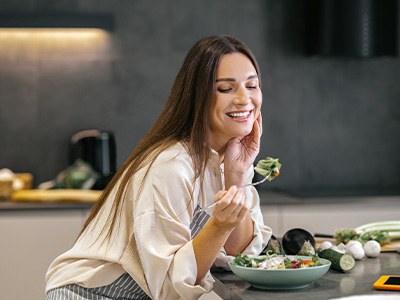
[[133, 156, 214, 300]]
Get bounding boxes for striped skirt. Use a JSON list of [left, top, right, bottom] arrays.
[[46, 273, 151, 300]]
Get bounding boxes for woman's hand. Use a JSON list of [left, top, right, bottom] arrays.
[[224, 113, 263, 187], [210, 185, 254, 255], [192, 185, 251, 283], [211, 186, 248, 231]]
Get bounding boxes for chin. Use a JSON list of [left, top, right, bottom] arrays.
[[235, 129, 252, 138]]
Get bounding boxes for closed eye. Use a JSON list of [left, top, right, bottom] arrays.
[[217, 87, 232, 93]]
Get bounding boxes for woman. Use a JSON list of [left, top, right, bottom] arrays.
[[46, 35, 272, 300]]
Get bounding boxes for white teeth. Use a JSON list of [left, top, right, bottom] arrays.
[[227, 111, 250, 118]]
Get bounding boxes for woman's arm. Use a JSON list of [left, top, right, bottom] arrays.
[[192, 186, 248, 284], [221, 113, 263, 254]]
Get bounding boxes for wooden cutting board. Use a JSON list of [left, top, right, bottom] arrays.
[[11, 189, 102, 203], [381, 240, 400, 252]]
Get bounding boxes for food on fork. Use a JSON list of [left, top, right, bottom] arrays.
[[254, 156, 281, 181]]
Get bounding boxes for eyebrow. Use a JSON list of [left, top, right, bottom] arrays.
[[216, 74, 258, 82]]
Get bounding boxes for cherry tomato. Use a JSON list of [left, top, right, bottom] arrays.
[[291, 261, 302, 268]]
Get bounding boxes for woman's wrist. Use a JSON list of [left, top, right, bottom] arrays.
[[209, 215, 236, 235], [225, 179, 244, 189], [224, 167, 252, 188]]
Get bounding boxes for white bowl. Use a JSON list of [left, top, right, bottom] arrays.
[[229, 255, 331, 290]]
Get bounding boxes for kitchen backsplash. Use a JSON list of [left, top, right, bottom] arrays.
[[0, 0, 399, 195]]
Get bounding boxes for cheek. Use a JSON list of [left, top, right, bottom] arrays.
[[209, 107, 221, 130], [256, 91, 263, 105], [212, 96, 228, 116]]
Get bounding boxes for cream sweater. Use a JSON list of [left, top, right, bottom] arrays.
[[45, 142, 272, 300]]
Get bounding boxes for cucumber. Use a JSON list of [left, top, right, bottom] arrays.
[[319, 248, 355, 272]]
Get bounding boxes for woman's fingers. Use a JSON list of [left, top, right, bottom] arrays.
[[211, 186, 236, 211], [236, 203, 248, 221], [257, 112, 263, 136], [215, 190, 227, 201], [229, 189, 245, 213], [212, 187, 248, 224], [252, 112, 262, 142]]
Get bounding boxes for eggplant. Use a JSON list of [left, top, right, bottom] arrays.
[[282, 228, 316, 255]]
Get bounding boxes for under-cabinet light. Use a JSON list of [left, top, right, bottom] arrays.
[[0, 14, 114, 31]]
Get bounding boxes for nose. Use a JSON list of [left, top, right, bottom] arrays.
[[233, 86, 250, 105]]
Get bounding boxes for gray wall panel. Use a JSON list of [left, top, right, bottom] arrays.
[[0, 0, 399, 195]]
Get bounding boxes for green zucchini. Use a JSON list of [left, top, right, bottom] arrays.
[[319, 248, 355, 272]]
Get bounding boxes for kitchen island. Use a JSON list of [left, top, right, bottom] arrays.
[[0, 193, 399, 300], [212, 253, 400, 299]]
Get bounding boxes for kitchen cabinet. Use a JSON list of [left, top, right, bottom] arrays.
[[0, 207, 89, 300]]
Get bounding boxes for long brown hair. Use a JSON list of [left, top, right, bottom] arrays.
[[79, 35, 261, 239]]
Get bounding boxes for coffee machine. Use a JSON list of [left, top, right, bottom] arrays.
[[69, 129, 116, 189]]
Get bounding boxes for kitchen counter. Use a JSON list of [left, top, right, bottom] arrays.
[[258, 190, 400, 205], [0, 200, 93, 212], [212, 253, 400, 300], [1, 190, 399, 209], [1, 191, 398, 238]]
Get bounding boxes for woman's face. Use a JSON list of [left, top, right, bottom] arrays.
[[209, 52, 262, 149]]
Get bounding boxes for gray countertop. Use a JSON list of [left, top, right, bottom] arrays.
[[258, 190, 400, 206], [212, 253, 400, 300], [0, 200, 93, 212], [0, 190, 399, 212]]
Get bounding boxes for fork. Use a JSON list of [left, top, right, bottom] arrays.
[[203, 173, 271, 210]]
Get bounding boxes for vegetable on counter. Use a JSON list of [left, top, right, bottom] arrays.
[[317, 238, 382, 261], [318, 241, 334, 252], [38, 159, 100, 190], [363, 240, 381, 258], [335, 220, 400, 245], [282, 228, 316, 256], [345, 240, 365, 260], [262, 235, 283, 255], [319, 248, 356, 272], [335, 228, 389, 245], [356, 220, 400, 242]]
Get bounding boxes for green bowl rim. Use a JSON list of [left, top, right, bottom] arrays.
[[229, 255, 331, 272]]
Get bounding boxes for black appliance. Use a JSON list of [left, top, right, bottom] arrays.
[[305, 0, 397, 58], [69, 129, 116, 189]]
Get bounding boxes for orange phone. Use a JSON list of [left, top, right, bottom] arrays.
[[373, 275, 400, 291]]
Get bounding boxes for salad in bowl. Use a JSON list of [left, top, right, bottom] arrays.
[[229, 252, 331, 290]]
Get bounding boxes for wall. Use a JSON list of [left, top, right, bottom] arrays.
[[0, 0, 399, 195]]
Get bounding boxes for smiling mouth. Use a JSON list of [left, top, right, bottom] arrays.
[[226, 110, 252, 119]]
